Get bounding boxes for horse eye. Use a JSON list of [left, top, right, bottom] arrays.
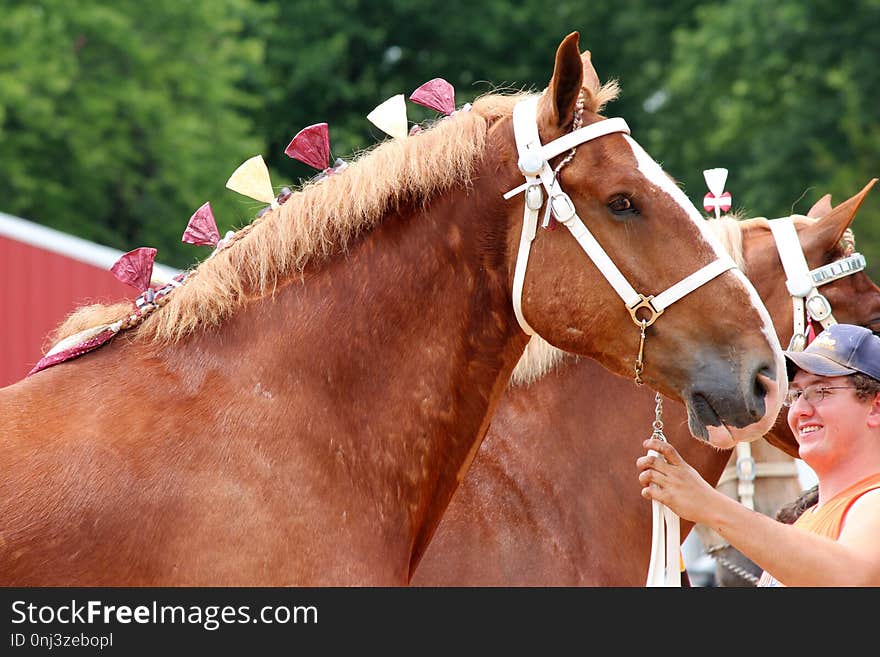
[[609, 196, 637, 215]]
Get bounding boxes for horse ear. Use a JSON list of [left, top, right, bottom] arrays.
[[808, 179, 877, 246], [581, 50, 601, 97], [806, 193, 833, 218], [539, 31, 584, 137]]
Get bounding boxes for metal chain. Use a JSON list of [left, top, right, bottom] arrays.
[[634, 319, 648, 385], [704, 543, 760, 585], [651, 391, 665, 441]]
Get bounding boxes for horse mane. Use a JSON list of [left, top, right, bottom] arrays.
[[708, 213, 748, 271], [47, 81, 622, 349], [509, 213, 748, 387], [775, 484, 818, 524]]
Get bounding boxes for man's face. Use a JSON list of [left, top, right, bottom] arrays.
[[787, 371, 866, 467]]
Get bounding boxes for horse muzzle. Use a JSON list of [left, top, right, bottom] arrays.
[[684, 362, 785, 449]]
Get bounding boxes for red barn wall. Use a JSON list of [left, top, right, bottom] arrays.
[[0, 212, 179, 388]]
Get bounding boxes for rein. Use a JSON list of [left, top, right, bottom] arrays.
[[503, 95, 736, 383]]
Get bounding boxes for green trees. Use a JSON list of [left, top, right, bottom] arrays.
[[647, 0, 880, 265], [0, 0, 268, 267]]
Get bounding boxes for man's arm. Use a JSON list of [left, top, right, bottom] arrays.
[[637, 439, 880, 586]]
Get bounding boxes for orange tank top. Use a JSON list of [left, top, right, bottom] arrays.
[[757, 472, 880, 587]]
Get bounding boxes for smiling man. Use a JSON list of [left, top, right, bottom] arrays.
[[637, 323, 880, 587]]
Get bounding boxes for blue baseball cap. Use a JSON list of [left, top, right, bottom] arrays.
[[784, 324, 880, 381]]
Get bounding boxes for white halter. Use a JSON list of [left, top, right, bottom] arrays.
[[769, 216, 866, 351], [503, 95, 737, 337]]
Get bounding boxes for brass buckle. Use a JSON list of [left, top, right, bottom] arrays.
[[627, 294, 663, 327]]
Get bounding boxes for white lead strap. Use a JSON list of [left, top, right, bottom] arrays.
[[646, 499, 681, 587]]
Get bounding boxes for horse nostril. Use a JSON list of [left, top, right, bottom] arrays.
[[752, 363, 776, 402], [753, 372, 767, 399]]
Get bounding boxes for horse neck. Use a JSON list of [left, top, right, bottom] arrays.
[[175, 170, 529, 568]]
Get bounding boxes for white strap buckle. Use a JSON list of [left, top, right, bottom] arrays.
[[770, 217, 869, 345], [549, 193, 577, 224], [525, 183, 544, 211]]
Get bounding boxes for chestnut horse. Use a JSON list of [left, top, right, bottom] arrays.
[[0, 32, 784, 586], [412, 181, 880, 586]]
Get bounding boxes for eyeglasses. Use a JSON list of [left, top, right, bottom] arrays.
[[783, 385, 857, 407]]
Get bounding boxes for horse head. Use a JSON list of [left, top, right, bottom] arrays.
[[494, 32, 785, 447]]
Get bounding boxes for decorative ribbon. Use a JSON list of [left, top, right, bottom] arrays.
[[410, 78, 456, 115], [110, 247, 156, 293], [285, 123, 331, 171], [702, 168, 731, 219], [182, 202, 221, 247], [367, 94, 408, 140], [226, 155, 277, 206]]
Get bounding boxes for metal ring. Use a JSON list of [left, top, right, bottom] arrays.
[[627, 294, 663, 327]]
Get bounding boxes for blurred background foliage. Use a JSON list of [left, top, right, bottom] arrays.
[[1, 0, 878, 274]]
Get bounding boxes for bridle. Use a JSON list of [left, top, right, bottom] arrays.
[[769, 216, 865, 352], [503, 94, 737, 384], [702, 215, 866, 585]]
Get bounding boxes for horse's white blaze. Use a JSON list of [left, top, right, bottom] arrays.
[[623, 135, 733, 262], [714, 269, 787, 447], [622, 135, 786, 445]]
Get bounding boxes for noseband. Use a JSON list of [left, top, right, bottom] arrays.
[[504, 95, 737, 383]]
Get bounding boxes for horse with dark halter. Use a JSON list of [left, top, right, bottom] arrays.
[[0, 33, 784, 586], [412, 182, 879, 586]]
